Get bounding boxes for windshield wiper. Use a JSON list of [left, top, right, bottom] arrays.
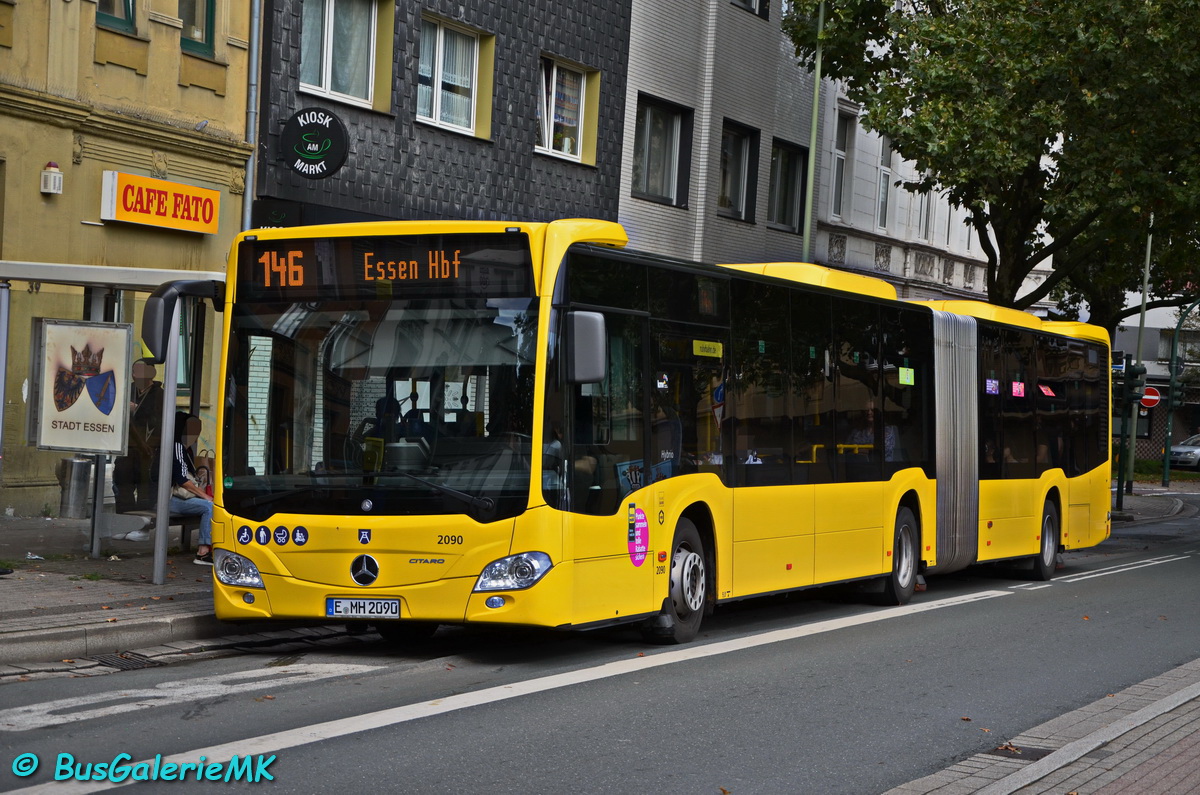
[[397, 472, 495, 512]]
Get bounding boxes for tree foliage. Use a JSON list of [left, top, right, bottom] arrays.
[[784, 0, 1200, 328]]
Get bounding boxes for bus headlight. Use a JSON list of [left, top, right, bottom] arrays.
[[474, 552, 552, 591], [214, 548, 265, 589]]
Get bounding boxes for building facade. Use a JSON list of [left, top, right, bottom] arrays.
[[251, 0, 632, 226], [0, 1, 252, 515]]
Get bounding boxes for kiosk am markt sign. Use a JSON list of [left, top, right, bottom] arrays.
[[281, 108, 349, 179], [1141, 386, 1162, 408]]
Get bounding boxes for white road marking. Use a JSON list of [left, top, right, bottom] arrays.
[[0, 664, 382, 732], [1058, 555, 1190, 583], [7, 590, 1011, 793]]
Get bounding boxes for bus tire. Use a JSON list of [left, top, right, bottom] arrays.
[[374, 620, 439, 644], [1031, 501, 1059, 581], [871, 507, 917, 606], [641, 518, 707, 645]]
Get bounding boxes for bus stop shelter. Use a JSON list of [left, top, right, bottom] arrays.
[[0, 261, 224, 584]]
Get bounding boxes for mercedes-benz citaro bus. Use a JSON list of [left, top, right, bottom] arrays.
[[142, 219, 1111, 644]]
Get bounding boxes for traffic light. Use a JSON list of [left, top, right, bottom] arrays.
[[1126, 363, 1147, 402], [1169, 387, 1187, 410]]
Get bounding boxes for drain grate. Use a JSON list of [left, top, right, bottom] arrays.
[[982, 744, 1055, 761], [89, 652, 163, 670]]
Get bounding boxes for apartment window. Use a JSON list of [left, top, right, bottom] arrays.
[[877, 135, 892, 230], [301, 0, 376, 105], [418, 19, 478, 132], [917, 189, 934, 241], [719, 121, 759, 222], [768, 139, 808, 233], [832, 113, 853, 218], [732, 0, 770, 20], [180, 0, 214, 56], [536, 58, 585, 159], [97, 0, 135, 33], [632, 96, 692, 206]]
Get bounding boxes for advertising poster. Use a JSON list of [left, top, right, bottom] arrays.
[[31, 320, 132, 454]]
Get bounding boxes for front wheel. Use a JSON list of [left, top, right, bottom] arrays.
[[641, 519, 708, 644], [870, 507, 918, 606], [1031, 501, 1059, 581]]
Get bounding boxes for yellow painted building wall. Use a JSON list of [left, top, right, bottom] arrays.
[[0, 0, 252, 514]]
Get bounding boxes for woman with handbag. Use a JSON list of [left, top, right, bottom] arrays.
[[169, 411, 214, 566]]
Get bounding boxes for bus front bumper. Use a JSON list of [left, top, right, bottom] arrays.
[[213, 561, 574, 628]]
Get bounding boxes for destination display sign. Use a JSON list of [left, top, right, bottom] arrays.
[[236, 232, 534, 302]]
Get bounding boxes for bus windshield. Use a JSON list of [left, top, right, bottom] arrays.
[[222, 295, 538, 522]]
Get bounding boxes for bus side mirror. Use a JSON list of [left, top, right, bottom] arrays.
[[141, 280, 223, 362], [567, 311, 606, 384]]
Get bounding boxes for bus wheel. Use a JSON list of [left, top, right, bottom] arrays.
[[374, 621, 439, 644], [641, 518, 707, 644], [1031, 501, 1059, 581], [871, 507, 917, 606]]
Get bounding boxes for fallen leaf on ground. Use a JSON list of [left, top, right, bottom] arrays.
[[961, 716, 972, 721]]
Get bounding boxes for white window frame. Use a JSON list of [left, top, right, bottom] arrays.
[[417, 18, 479, 134], [877, 135, 892, 230], [917, 189, 935, 241], [832, 113, 853, 219], [300, 0, 377, 108], [536, 57, 586, 161]]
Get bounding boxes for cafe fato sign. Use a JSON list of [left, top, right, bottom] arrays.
[[31, 320, 132, 455], [100, 171, 220, 235]]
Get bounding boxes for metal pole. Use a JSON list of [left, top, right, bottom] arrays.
[[242, 0, 263, 231], [1116, 354, 1130, 511], [1162, 296, 1200, 486], [801, 0, 825, 263], [0, 280, 9, 481], [151, 300, 183, 585], [1125, 215, 1154, 494]]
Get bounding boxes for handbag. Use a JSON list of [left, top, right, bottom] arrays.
[[171, 481, 196, 500]]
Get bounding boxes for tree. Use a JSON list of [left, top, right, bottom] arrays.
[[784, 0, 1200, 315]]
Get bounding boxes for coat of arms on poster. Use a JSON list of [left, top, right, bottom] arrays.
[[28, 319, 132, 454]]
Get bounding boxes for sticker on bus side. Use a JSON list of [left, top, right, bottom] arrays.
[[628, 504, 649, 567]]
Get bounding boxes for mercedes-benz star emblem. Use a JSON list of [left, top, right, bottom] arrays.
[[361, 499, 373, 512], [351, 554, 379, 585]]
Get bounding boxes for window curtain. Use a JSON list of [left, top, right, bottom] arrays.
[[553, 68, 582, 155], [330, 0, 372, 99], [439, 27, 474, 127], [417, 22, 436, 117], [300, 0, 325, 87]]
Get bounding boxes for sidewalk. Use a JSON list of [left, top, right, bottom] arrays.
[[0, 512, 338, 672]]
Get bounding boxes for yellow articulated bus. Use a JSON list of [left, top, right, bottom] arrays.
[[143, 219, 1111, 643]]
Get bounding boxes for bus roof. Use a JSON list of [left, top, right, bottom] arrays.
[[916, 300, 1110, 345], [718, 262, 897, 301]]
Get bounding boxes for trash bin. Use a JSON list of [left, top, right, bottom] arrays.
[[56, 457, 94, 519]]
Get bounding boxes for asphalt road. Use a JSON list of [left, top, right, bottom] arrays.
[[3, 504, 1200, 794]]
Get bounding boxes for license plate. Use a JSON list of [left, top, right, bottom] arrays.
[[325, 598, 400, 619]]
